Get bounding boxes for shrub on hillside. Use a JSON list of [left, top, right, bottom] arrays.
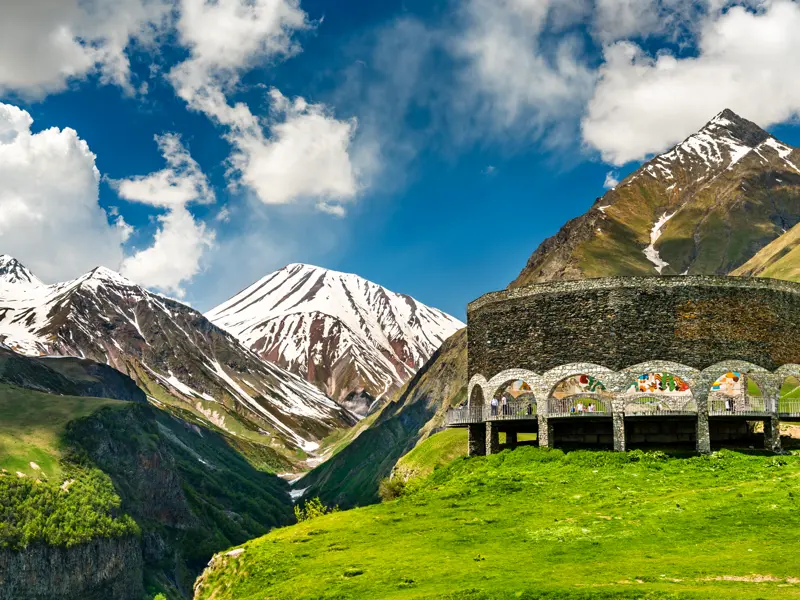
[[378, 476, 407, 501], [294, 497, 338, 523], [0, 468, 138, 551]]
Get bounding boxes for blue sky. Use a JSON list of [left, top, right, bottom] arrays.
[[2, 0, 800, 320]]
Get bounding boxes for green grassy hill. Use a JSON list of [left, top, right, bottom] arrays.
[[732, 221, 800, 282], [196, 447, 800, 600], [0, 383, 123, 480]]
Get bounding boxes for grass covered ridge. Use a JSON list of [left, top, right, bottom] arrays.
[[0, 383, 123, 480], [196, 447, 800, 600]]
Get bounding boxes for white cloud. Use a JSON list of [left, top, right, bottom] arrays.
[[0, 103, 129, 282], [583, 0, 800, 164], [603, 170, 619, 189], [229, 89, 358, 206], [115, 134, 215, 297], [169, 0, 360, 210], [0, 0, 170, 98], [453, 0, 596, 144], [120, 205, 213, 297], [113, 133, 215, 208]]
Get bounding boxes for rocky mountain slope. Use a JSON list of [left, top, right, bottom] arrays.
[[0, 256, 356, 462], [206, 263, 463, 415], [299, 328, 467, 509], [513, 109, 800, 287]]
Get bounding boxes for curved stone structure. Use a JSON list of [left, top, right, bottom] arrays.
[[449, 276, 800, 455]]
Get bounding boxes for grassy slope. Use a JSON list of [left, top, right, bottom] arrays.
[[0, 383, 122, 479], [393, 428, 467, 481], [196, 447, 800, 600], [299, 329, 467, 509], [732, 221, 800, 282]]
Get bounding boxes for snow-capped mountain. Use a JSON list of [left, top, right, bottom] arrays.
[[513, 109, 800, 286], [0, 255, 356, 454], [206, 263, 465, 412]]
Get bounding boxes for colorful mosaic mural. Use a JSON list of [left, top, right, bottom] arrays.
[[628, 373, 691, 394], [552, 374, 607, 399]]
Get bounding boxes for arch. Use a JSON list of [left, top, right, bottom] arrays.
[[621, 370, 696, 415], [486, 369, 540, 401], [700, 362, 772, 415], [542, 363, 616, 399], [620, 361, 700, 391], [779, 374, 800, 417], [467, 374, 488, 408]]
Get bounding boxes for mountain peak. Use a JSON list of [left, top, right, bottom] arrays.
[[699, 108, 770, 148], [83, 266, 136, 288], [0, 255, 43, 288]]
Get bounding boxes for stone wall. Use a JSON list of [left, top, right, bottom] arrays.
[[468, 276, 800, 378]]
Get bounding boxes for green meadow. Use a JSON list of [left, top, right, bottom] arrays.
[[0, 383, 123, 480], [196, 443, 800, 600]]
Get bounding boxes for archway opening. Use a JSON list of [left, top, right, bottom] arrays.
[[549, 374, 611, 416], [469, 385, 485, 409], [623, 373, 695, 414], [490, 380, 536, 419], [779, 376, 800, 418], [708, 371, 764, 414]]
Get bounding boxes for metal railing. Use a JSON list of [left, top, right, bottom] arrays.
[[547, 395, 610, 418], [445, 406, 485, 426], [487, 400, 537, 421], [445, 401, 537, 426], [622, 393, 697, 416], [778, 398, 800, 418], [708, 394, 771, 416]]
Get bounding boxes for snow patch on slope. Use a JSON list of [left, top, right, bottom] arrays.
[[643, 212, 676, 274]]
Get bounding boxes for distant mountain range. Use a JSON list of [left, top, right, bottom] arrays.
[[206, 263, 464, 415], [0, 255, 356, 463]]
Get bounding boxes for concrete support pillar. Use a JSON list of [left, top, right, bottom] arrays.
[[486, 422, 500, 455], [506, 431, 518, 449], [764, 416, 782, 453], [468, 423, 486, 457], [612, 412, 626, 452], [696, 413, 711, 454], [537, 415, 553, 448]]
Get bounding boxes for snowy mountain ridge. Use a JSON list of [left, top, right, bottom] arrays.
[[206, 263, 464, 411], [0, 257, 356, 457]]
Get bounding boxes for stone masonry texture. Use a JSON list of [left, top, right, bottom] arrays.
[[468, 276, 800, 378]]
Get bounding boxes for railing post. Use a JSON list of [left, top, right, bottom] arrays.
[[486, 421, 499, 455], [468, 423, 486, 457]]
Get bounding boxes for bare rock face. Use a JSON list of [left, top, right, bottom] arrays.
[[0, 536, 143, 600], [206, 263, 464, 405], [512, 109, 800, 287]]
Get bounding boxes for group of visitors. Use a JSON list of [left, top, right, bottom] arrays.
[[489, 396, 535, 417], [570, 401, 597, 414]]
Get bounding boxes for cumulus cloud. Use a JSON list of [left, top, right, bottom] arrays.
[[115, 134, 215, 297], [0, 0, 170, 97], [0, 103, 129, 281], [583, 0, 800, 164], [167, 0, 359, 210], [229, 89, 358, 205]]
